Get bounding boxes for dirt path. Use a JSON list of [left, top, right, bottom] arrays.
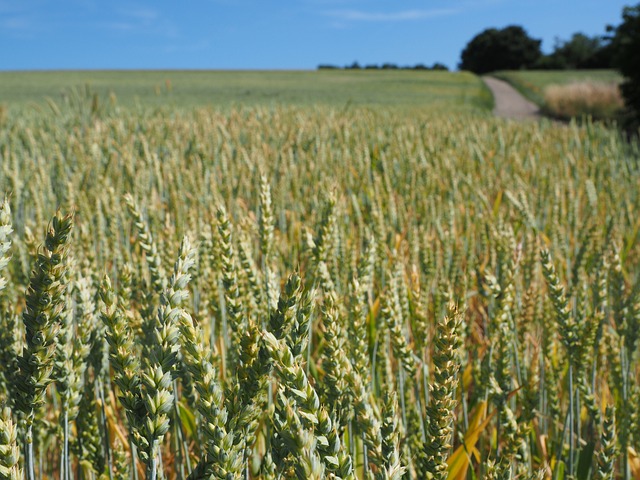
[[483, 76, 540, 120]]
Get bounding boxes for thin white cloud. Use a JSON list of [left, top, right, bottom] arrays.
[[326, 8, 459, 22], [0, 1, 22, 14], [99, 6, 178, 38], [117, 7, 158, 21], [0, 14, 36, 39], [1, 16, 31, 30], [102, 22, 135, 31], [165, 39, 210, 53], [305, 0, 362, 4]]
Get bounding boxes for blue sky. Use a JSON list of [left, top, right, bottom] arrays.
[[0, 0, 632, 70]]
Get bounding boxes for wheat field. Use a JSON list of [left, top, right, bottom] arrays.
[[0, 88, 639, 480]]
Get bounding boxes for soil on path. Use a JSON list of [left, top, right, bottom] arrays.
[[483, 76, 541, 120]]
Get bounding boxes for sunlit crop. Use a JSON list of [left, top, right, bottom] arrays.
[[0, 94, 638, 479]]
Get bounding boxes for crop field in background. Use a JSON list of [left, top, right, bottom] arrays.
[[543, 82, 624, 121], [0, 75, 639, 480], [0, 70, 493, 111], [493, 69, 623, 109]]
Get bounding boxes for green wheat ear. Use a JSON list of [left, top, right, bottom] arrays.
[[423, 301, 463, 480], [0, 407, 21, 480], [100, 275, 146, 466], [15, 211, 73, 480], [0, 197, 12, 294], [177, 236, 243, 479], [0, 197, 16, 406], [595, 405, 618, 480]]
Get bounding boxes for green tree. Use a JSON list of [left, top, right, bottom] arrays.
[[609, 3, 640, 126], [550, 33, 611, 69], [459, 25, 542, 74]]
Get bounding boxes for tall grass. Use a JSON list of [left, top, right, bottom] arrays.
[[543, 82, 624, 120], [0, 95, 638, 479]]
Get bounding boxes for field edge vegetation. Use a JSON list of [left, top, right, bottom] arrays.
[[493, 69, 624, 121]]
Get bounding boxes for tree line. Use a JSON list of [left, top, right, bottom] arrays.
[[318, 62, 449, 71], [459, 27, 614, 75]]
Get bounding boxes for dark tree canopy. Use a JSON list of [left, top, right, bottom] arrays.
[[609, 3, 640, 126], [560, 33, 604, 66], [459, 25, 542, 74], [540, 33, 612, 69]]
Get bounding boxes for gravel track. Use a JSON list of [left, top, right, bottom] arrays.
[[483, 76, 540, 120]]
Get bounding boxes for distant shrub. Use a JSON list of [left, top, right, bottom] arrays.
[[318, 62, 449, 72], [431, 63, 449, 71], [543, 81, 623, 120]]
